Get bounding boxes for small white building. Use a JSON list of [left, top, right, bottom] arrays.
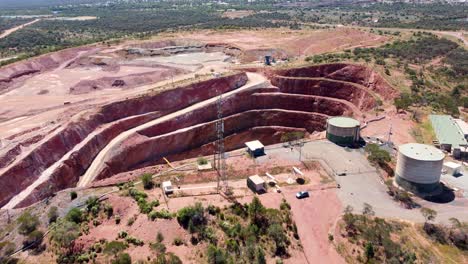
[[162, 181, 173, 194], [247, 175, 266, 193], [443, 161, 462, 176], [245, 140, 265, 157]]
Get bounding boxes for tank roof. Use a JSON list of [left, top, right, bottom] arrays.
[[327, 116, 360, 128], [399, 143, 445, 161]]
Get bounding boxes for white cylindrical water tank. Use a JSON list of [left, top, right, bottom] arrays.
[[395, 143, 445, 194], [326, 117, 360, 146]]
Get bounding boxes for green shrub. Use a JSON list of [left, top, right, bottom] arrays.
[[157, 232, 164, 243], [48, 206, 59, 224], [17, 211, 40, 235], [127, 216, 136, 226], [66, 208, 83, 224], [141, 173, 154, 190], [22, 230, 44, 249], [70, 191, 78, 200], [150, 242, 166, 254], [105, 204, 114, 219], [104, 241, 128, 256], [118, 231, 128, 239], [126, 236, 144, 246], [49, 219, 80, 248], [173, 237, 184, 246], [112, 253, 131, 264], [85, 196, 101, 217], [197, 157, 208, 165], [207, 205, 220, 215], [206, 244, 227, 264], [177, 203, 206, 231]]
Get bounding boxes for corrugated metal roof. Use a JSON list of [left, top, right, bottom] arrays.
[[429, 115, 467, 148]]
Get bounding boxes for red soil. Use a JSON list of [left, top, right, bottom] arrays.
[[1, 63, 397, 209]]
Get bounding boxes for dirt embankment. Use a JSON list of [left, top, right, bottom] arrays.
[[0, 73, 248, 209], [0, 47, 95, 94], [274, 63, 399, 100]]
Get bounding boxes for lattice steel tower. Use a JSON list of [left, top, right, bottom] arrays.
[[214, 94, 228, 193]]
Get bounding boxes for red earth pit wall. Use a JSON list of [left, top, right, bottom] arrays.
[[138, 87, 352, 139], [164, 126, 307, 165], [274, 63, 398, 100], [270, 76, 376, 110], [1, 73, 248, 208], [21, 81, 353, 203], [97, 110, 328, 179]]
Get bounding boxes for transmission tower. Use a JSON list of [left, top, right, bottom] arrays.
[[214, 93, 228, 194]]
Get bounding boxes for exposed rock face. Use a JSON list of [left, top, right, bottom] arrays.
[[0, 73, 248, 208], [274, 63, 398, 100], [2, 63, 397, 209]]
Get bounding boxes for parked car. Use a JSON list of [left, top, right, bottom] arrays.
[[296, 191, 309, 199]]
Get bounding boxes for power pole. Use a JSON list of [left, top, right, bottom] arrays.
[[214, 94, 228, 194], [387, 123, 393, 145]]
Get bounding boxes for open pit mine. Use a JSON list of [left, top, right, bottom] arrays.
[[0, 41, 397, 209]]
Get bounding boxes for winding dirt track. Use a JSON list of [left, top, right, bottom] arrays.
[[0, 19, 40, 39], [78, 72, 267, 187]]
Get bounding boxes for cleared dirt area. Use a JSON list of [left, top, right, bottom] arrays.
[[221, 10, 255, 19], [0, 19, 40, 39], [176, 28, 389, 62]]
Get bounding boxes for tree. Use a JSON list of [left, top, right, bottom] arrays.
[[248, 197, 266, 226], [85, 196, 101, 216], [420, 207, 437, 222], [48, 206, 59, 224], [141, 173, 154, 190], [49, 219, 80, 248], [364, 242, 375, 260], [177, 203, 206, 232], [256, 247, 266, 264], [17, 211, 39, 235], [70, 191, 77, 200], [66, 208, 83, 224], [362, 203, 375, 216], [268, 223, 288, 256], [23, 230, 44, 249], [206, 244, 227, 264]]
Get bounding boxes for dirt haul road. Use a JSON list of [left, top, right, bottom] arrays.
[[78, 72, 267, 187], [0, 19, 40, 39]]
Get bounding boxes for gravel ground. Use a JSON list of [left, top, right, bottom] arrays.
[[262, 140, 468, 224]]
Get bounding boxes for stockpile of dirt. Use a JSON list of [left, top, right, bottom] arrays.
[[0, 47, 94, 94], [69, 67, 187, 94]]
